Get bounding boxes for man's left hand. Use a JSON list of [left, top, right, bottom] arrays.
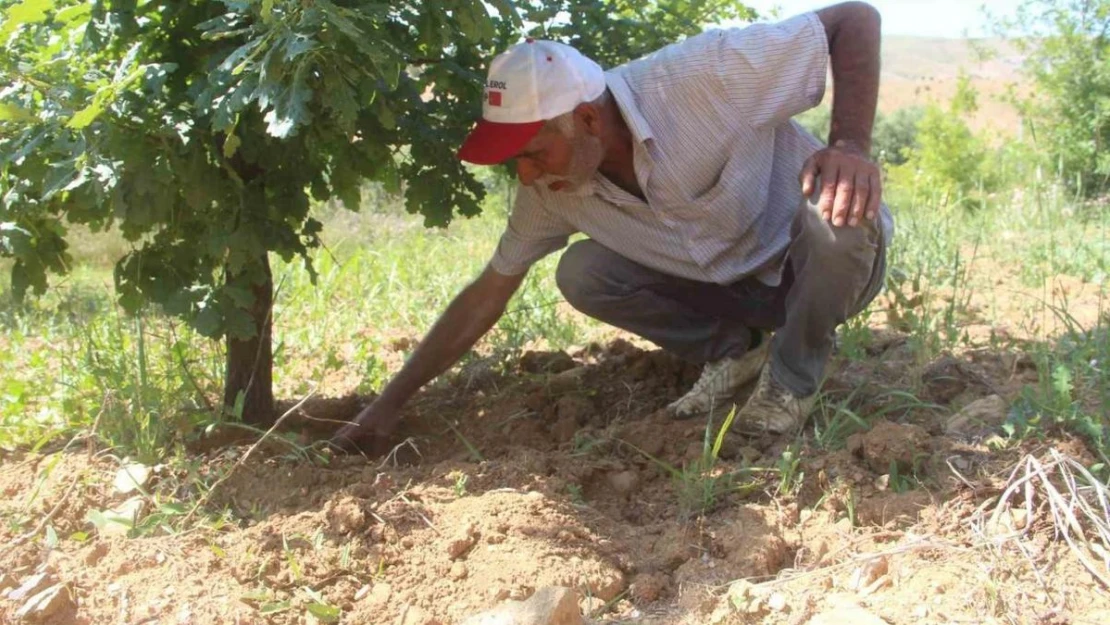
[[800, 142, 881, 228]]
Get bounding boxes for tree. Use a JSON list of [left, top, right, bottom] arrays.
[[1, 1, 749, 425], [1007, 0, 1110, 196]]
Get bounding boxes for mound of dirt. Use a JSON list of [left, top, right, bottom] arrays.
[[3, 335, 1109, 625]]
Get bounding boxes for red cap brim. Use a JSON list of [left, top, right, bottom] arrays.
[[458, 119, 545, 165]]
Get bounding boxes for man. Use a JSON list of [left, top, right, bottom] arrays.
[[332, 1, 893, 453]]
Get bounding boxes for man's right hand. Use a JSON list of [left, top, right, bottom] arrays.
[[326, 266, 526, 457], [328, 398, 402, 456]]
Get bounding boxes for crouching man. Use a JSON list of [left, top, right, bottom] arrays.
[[332, 2, 893, 453]]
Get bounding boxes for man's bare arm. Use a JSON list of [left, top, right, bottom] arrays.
[[801, 2, 883, 227], [818, 1, 882, 154], [331, 266, 526, 450]]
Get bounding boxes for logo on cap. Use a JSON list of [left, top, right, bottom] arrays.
[[487, 91, 502, 106]]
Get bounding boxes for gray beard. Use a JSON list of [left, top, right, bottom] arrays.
[[536, 130, 605, 195]]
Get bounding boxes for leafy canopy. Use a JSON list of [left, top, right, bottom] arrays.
[[1, 0, 751, 341]]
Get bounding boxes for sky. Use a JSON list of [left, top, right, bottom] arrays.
[[731, 1, 1026, 39]]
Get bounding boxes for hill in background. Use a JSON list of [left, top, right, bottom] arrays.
[[825, 36, 1028, 136]]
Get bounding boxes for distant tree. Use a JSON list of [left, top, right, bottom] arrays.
[[0, 1, 750, 425], [1008, 0, 1110, 196], [872, 106, 925, 167], [888, 75, 992, 208]]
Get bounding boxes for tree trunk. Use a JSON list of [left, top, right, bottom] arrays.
[[223, 254, 275, 424]]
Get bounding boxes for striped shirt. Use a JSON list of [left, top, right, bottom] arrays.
[[489, 12, 895, 286]]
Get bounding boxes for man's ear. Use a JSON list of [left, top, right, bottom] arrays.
[[573, 102, 603, 137]]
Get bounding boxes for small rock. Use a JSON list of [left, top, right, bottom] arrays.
[[447, 525, 479, 560], [14, 584, 74, 623], [809, 606, 889, 625], [450, 562, 469, 581], [461, 586, 583, 625], [354, 585, 371, 601], [607, 471, 640, 498], [767, 593, 788, 612], [114, 463, 151, 495], [946, 395, 1008, 435]]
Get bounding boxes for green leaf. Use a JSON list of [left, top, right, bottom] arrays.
[[305, 602, 341, 623], [0, 103, 36, 123], [223, 130, 242, 159], [261, 0, 275, 23], [259, 600, 291, 615], [0, 0, 55, 41]]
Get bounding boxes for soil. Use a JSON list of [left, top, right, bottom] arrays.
[[3, 275, 1110, 624]]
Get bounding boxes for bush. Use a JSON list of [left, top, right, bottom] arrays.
[[887, 75, 994, 210]]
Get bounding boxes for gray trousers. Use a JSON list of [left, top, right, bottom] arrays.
[[555, 200, 886, 397]]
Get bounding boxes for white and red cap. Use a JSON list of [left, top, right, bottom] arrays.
[[458, 38, 606, 165]]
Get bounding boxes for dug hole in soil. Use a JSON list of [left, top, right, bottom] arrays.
[[2, 332, 1109, 625]]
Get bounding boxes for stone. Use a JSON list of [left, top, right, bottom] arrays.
[[447, 524, 479, 560], [767, 593, 788, 612], [113, 463, 151, 495], [450, 562, 469, 581], [808, 606, 889, 625], [460, 587, 583, 625], [945, 395, 1008, 435], [14, 583, 74, 623]]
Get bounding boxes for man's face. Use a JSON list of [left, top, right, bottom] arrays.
[[511, 116, 604, 194]]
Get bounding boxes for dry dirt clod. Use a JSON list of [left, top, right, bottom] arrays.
[[555, 395, 593, 425], [945, 394, 1008, 435], [550, 416, 578, 444], [461, 586, 583, 625], [848, 556, 889, 592], [324, 496, 367, 535], [629, 572, 667, 603], [607, 471, 640, 498], [447, 524, 480, 560], [852, 421, 929, 473]]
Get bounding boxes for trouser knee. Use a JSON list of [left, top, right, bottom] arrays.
[[555, 239, 612, 314]]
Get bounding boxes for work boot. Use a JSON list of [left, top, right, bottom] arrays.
[[667, 337, 770, 420], [735, 366, 817, 435]]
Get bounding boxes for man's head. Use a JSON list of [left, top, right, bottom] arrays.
[[458, 39, 608, 193]]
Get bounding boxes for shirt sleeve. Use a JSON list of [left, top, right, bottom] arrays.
[[714, 12, 829, 129], [488, 184, 576, 276]]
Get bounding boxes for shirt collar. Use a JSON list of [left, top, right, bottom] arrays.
[[605, 70, 654, 145]]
